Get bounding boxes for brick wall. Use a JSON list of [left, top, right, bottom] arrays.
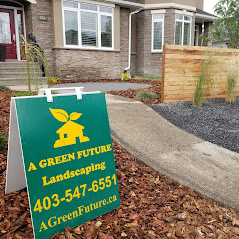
[[135, 9, 196, 77], [135, 10, 163, 77], [30, 0, 55, 75]]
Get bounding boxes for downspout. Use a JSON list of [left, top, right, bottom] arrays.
[[124, 8, 142, 78]]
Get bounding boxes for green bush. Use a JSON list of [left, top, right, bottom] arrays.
[[0, 85, 10, 90], [11, 92, 33, 97], [0, 131, 7, 154], [136, 91, 157, 101]]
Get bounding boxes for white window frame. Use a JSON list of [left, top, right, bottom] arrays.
[[151, 10, 165, 53], [62, 0, 114, 50], [174, 13, 192, 46]]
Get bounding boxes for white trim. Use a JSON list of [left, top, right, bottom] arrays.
[[27, 0, 36, 3], [62, 0, 114, 50], [144, 3, 196, 11], [195, 13, 217, 20], [174, 13, 192, 46], [151, 12, 164, 53], [175, 9, 193, 16], [151, 9, 166, 14], [66, 0, 115, 8]]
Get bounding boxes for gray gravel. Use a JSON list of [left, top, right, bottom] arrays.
[[52, 82, 151, 91], [150, 98, 239, 153]]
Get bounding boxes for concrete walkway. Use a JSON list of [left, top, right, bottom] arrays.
[[106, 94, 239, 210]]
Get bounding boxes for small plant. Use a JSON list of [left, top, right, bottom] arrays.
[[226, 69, 238, 103], [121, 72, 128, 81], [193, 54, 213, 107], [11, 92, 33, 97], [0, 131, 7, 154], [48, 76, 59, 86], [0, 85, 10, 90], [20, 35, 49, 93], [136, 91, 157, 101]]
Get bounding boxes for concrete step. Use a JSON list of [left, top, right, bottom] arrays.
[[0, 71, 42, 76], [0, 77, 47, 86]]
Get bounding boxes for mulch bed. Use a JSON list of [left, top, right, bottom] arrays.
[[52, 79, 161, 105], [1, 89, 239, 238]]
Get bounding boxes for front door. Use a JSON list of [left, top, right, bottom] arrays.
[[0, 8, 17, 60]]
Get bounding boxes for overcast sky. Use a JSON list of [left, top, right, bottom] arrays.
[[204, 0, 219, 14]]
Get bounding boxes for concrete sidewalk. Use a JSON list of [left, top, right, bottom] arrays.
[[106, 94, 239, 210]]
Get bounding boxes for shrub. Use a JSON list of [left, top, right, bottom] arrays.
[[11, 92, 33, 97], [0, 131, 7, 154], [48, 76, 59, 85], [193, 54, 213, 107], [121, 72, 128, 81], [0, 85, 10, 90], [136, 91, 157, 101]]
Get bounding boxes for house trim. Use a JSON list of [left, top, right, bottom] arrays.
[[65, 0, 143, 8], [175, 10, 193, 16], [144, 3, 196, 12], [195, 13, 217, 21]]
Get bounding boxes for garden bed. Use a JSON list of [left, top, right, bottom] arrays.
[[52, 78, 161, 105], [1, 90, 239, 238], [150, 98, 239, 153]]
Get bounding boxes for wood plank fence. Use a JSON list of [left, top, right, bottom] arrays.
[[161, 44, 239, 103]]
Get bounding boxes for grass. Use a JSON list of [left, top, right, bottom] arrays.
[[0, 85, 10, 90], [11, 92, 33, 97], [226, 70, 238, 103], [193, 54, 213, 107], [136, 91, 157, 101], [133, 76, 161, 81]]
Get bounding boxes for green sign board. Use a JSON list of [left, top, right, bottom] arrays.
[[6, 92, 120, 239]]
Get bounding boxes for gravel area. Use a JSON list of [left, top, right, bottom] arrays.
[[150, 98, 239, 153], [52, 82, 151, 91]]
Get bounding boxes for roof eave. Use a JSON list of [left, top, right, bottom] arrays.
[[195, 13, 217, 22], [95, 0, 143, 8]]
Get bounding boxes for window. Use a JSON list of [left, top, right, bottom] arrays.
[[175, 14, 191, 46], [152, 13, 164, 51], [63, 0, 113, 49]]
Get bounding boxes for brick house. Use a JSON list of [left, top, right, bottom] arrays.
[[0, 0, 216, 81]]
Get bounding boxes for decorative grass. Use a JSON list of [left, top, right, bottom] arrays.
[[193, 55, 213, 107], [226, 70, 237, 103], [136, 91, 157, 101], [0, 85, 10, 90]]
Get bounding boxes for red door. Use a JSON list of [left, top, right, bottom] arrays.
[[0, 9, 17, 60]]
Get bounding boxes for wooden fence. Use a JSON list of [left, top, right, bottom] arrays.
[[161, 44, 239, 103]]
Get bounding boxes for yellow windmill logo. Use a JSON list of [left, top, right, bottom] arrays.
[[49, 108, 90, 148]]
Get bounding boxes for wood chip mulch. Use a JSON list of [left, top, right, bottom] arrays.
[[1, 89, 239, 238], [52, 79, 161, 105]]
